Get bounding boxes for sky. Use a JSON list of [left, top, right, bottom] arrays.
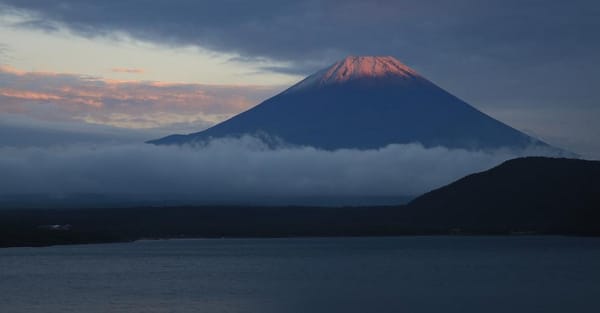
[[0, 1, 598, 205], [0, 0, 598, 157]]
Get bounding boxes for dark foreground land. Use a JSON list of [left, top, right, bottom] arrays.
[[1, 157, 599, 248]]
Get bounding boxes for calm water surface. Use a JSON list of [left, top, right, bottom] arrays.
[[1, 236, 599, 313]]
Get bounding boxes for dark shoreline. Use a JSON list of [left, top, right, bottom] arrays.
[[2, 204, 598, 249], [3, 232, 599, 249]]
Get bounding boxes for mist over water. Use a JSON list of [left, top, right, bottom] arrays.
[[0, 136, 558, 206]]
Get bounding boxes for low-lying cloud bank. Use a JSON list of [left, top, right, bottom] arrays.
[[0, 136, 559, 206]]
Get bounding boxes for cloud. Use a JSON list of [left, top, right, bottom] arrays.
[[111, 67, 144, 74], [0, 65, 280, 133], [0, 42, 11, 63], [2, 0, 598, 158], [0, 136, 558, 206], [1, 1, 598, 159], [483, 107, 600, 160], [0, 114, 159, 147], [1, 1, 598, 75]]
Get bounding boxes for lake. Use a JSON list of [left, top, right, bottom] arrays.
[[1, 236, 599, 313]]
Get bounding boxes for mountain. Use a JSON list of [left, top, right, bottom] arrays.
[[404, 157, 600, 234], [149, 56, 547, 150]]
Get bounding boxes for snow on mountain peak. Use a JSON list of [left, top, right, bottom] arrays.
[[321, 56, 419, 83], [286, 56, 421, 92]]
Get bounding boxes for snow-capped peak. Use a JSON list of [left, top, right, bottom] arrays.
[[286, 56, 421, 92], [321, 56, 419, 83]]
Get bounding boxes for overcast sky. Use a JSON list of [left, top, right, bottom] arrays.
[[0, 0, 598, 158]]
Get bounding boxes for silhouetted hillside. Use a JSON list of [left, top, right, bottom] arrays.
[[406, 157, 600, 234]]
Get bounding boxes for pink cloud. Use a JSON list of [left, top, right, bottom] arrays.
[[0, 66, 282, 131], [0, 89, 62, 101]]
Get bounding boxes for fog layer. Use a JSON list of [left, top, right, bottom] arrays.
[[0, 136, 558, 206]]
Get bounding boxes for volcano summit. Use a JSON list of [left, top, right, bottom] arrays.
[[150, 56, 546, 150]]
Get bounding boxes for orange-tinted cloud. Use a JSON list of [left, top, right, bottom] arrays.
[[0, 89, 62, 101], [0, 66, 282, 131]]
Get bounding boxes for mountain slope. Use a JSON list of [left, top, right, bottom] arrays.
[[405, 157, 600, 234], [149, 56, 545, 150]]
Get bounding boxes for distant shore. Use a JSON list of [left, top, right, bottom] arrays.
[[2, 205, 597, 249]]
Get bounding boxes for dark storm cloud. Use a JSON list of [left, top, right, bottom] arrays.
[[2, 1, 598, 72], [1, 0, 598, 108]]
